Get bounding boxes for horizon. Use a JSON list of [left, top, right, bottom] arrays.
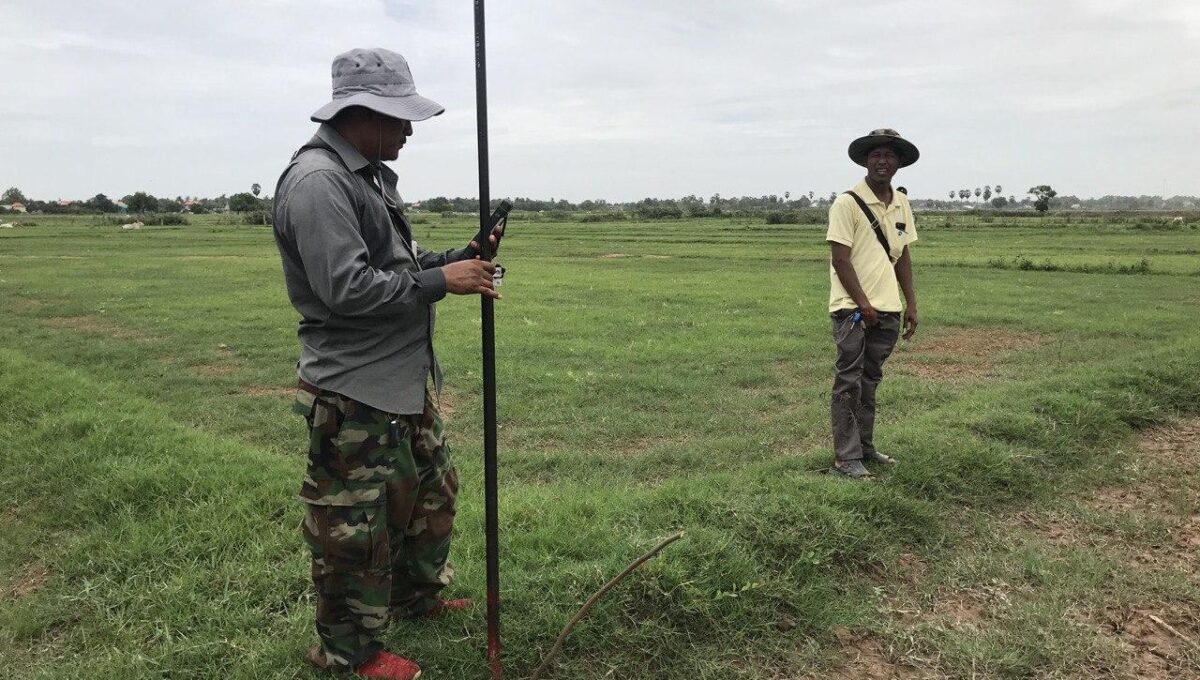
[[4, 187, 1200, 208], [6, 187, 1200, 206]]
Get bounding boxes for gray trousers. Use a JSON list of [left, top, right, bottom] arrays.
[[830, 311, 901, 462]]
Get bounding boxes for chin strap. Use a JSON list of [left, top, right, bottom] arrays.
[[375, 117, 386, 205]]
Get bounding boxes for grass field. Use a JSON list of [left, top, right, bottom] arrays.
[[1, 212, 1199, 679]]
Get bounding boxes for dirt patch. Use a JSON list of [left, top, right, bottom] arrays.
[[1180, 514, 1200, 553], [2, 255, 89, 260], [241, 386, 295, 399], [192, 362, 240, 377], [907, 328, 1045, 357], [8, 296, 45, 310], [880, 581, 1001, 633], [895, 328, 1047, 382], [930, 585, 1008, 630], [615, 433, 695, 455], [1012, 417, 1200, 560], [42, 315, 156, 342], [891, 552, 929, 587], [435, 392, 457, 418], [597, 252, 673, 261], [176, 255, 257, 261], [855, 418, 1200, 679], [1135, 418, 1200, 467], [1083, 419, 1200, 563], [1084, 607, 1200, 680], [157, 354, 242, 377], [5, 563, 49, 600], [1011, 509, 1082, 547], [815, 628, 931, 679], [1045, 419, 1200, 677]]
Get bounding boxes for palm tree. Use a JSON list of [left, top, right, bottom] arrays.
[[994, 184, 1002, 195], [949, 190, 955, 200], [251, 183, 261, 197]]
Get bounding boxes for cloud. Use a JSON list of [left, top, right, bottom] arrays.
[[0, 0, 1195, 201]]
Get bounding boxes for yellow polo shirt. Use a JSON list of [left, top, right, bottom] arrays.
[[826, 180, 917, 313]]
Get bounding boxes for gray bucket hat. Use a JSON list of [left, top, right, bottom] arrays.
[[848, 128, 919, 167], [311, 48, 444, 123]]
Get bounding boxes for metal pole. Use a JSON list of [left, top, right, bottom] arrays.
[[473, 1, 502, 677]]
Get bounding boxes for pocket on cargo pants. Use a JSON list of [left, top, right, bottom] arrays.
[[299, 392, 392, 507], [302, 504, 389, 573]]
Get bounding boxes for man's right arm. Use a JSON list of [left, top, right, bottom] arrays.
[[829, 243, 877, 325], [827, 197, 877, 325]]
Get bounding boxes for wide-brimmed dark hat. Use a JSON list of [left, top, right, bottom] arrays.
[[311, 48, 444, 123], [848, 128, 919, 167]]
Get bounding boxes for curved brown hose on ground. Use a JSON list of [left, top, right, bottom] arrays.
[[529, 531, 687, 680]]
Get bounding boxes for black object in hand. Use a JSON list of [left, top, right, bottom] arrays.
[[468, 199, 512, 259]]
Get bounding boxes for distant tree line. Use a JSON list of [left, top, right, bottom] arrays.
[[0, 185, 270, 215], [418, 191, 838, 217], [423, 191, 1200, 218], [4, 184, 1198, 219], [923, 184, 1200, 213]]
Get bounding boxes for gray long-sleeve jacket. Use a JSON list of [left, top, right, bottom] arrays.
[[273, 124, 470, 414]]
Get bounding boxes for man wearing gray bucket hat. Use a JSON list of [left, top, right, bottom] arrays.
[[274, 48, 503, 680], [825, 129, 921, 479]]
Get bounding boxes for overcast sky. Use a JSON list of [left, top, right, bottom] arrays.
[[2, 0, 1197, 203]]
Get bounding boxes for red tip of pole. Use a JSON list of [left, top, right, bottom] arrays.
[[487, 588, 502, 677], [487, 637, 502, 679]]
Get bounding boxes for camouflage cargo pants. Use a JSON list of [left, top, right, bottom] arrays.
[[294, 385, 458, 670], [831, 311, 901, 462]]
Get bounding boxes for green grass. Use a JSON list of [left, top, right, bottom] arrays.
[[1, 213, 1199, 678]]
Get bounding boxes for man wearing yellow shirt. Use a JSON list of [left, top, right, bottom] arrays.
[[826, 129, 920, 478]]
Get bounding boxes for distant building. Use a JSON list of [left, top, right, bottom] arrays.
[[57, 199, 74, 207], [114, 201, 128, 213], [8, 202, 26, 213]]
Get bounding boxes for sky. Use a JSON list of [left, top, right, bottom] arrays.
[[2, 0, 1198, 203]]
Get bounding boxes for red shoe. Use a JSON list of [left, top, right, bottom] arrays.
[[355, 650, 422, 680], [409, 597, 473, 619]]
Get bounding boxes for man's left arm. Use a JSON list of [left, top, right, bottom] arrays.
[[417, 244, 471, 269], [894, 246, 918, 340], [415, 226, 505, 268]]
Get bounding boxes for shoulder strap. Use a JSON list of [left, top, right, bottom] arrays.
[[275, 138, 340, 201], [843, 191, 894, 262]]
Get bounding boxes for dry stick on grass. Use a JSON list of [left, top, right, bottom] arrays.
[[1146, 613, 1200, 652], [529, 531, 687, 680]]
